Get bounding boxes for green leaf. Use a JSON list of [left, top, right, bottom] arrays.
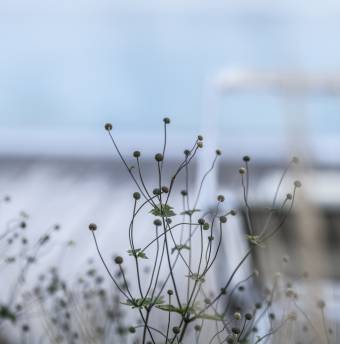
[[150, 204, 176, 218], [122, 296, 164, 309], [246, 235, 265, 247], [0, 305, 16, 322], [127, 248, 148, 259], [171, 244, 190, 254], [180, 209, 201, 216], [196, 313, 223, 321]]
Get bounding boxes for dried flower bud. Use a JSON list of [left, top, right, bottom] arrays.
[[219, 216, 227, 224], [153, 219, 162, 226], [114, 256, 123, 265], [245, 313, 252, 321], [286, 193, 293, 200], [217, 195, 225, 202], [294, 180, 302, 188], [88, 223, 97, 231], [184, 149, 190, 156], [163, 117, 170, 124], [166, 218, 172, 225], [133, 151, 141, 158], [232, 327, 240, 335], [234, 312, 242, 320], [167, 289, 173, 295], [161, 186, 169, 193], [128, 326, 136, 333], [172, 327, 180, 334], [194, 325, 201, 332], [198, 218, 205, 225], [197, 135, 203, 141], [181, 190, 188, 196], [133, 192, 141, 200], [104, 123, 113, 131], [230, 209, 237, 216], [153, 188, 161, 196], [197, 141, 203, 148], [203, 223, 210, 230], [239, 167, 246, 175], [155, 153, 164, 162], [243, 155, 250, 162], [216, 149, 222, 156]]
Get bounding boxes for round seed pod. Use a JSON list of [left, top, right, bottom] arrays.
[[217, 195, 225, 202], [234, 312, 241, 320], [198, 218, 205, 225], [88, 223, 97, 231], [216, 149, 222, 156], [232, 327, 240, 335], [243, 155, 251, 162], [114, 256, 123, 265], [294, 180, 302, 188], [153, 219, 162, 226], [163, 117, 170, 124], [245, 313, 253, 321], [155, 153, 164, 162], [219, 216, 227, 224], [239, 167, 246, 175], [172, 327, 180, 334], [161, 186, 169, 193], [104, 123, 112, 131], [133, 151, 141, 158], [133, 192, 141, 200], [128, 326, 136, 333]]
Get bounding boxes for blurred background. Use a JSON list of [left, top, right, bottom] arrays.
[[1, 0, 340, 342]]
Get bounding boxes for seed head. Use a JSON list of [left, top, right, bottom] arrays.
[[197, 135, 203, 141], [167, 289, 173, 295], [243, 155, 251, 162], [294, 180, 302, 188], [153, 188, 161, 196], [232, 327, 240, 335], [133, 151, 141, 158], [216, 149, 222, 156], [172, 326, 180, 334], [230, 209, 237, 216], [198, 218, 205, 225], [133, 192, 141, 200], [88, 223, 97, 231], [161, 186, 169, 193], [203, 223, 210, 230], [286, 193, 293, 200], [163, 117, 170, 124], [194, 325, 201, 332], [166, 218, 172, 225], [245, 313, 253, 321], [128, 326, 136, 333], [153, 219, 162, 226], [155, 153, 164, 162], [181, 190, 188, 196], [197, 141, 203, 148], [104, 123, 112, 131], [217, 195, 225, 202], [239, 167, 246, 175], [219, 216, 227, 224], [234, 312, 242, 320], [184, 149, 190, 156], [114, 256, 123, 265]]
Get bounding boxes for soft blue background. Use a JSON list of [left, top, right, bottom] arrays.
[[0, 0, 339, 141]]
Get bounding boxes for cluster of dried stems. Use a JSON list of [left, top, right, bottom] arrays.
[[87, 119, 333, 344]]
